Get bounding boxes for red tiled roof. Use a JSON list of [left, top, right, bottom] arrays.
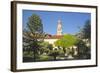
[[45, 35, 63, 39]]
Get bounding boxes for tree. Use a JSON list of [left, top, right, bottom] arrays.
[[75, 20, 91, 59], [39, 41, 50, 54], [27, 14, 43, 34], [54, 34, 78, 56], [54, 34, 78, 48], [76, 20, 91, 41], [23, 14, 44, 62], [47, 44, 53, 50], [75, 39, 90, 59], [82, 20, 91, 40], [48, 48, 60, 60]]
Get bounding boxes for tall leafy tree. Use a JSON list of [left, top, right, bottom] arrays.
[[54, 34, 78, 48], [75, 20, 91, 59], [82, 20, 91, 40], [76, 20, 91, 41], [23, 14, 44, 62], [54, 34, 78, 54], [27, 14, 43, 34]]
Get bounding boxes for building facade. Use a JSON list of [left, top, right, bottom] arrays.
[[44, 19, 63, 46]]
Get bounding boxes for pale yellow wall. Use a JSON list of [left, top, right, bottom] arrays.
[[44, 39, 58, 46]]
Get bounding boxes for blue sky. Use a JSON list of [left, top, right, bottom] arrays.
[[23, 10, 91, 35]]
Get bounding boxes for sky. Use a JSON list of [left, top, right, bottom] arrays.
[[23, 10, 91, 35]]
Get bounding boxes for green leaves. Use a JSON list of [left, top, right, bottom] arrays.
[[54, 34, 78, 48], [27, 14, 43, 34], [23, 14, 44, 61], [76, 20, 91, 40], [82, 20, 91, 40]]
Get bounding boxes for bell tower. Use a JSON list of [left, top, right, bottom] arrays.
[[57, 19, 62, 35]]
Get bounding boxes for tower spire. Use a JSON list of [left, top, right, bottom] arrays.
[[57, 19, 62, 35]]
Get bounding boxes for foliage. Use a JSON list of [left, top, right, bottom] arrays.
[[54, 34, 78, 48], [23, 15, 91, 62], [76, 20, 91, 41], [39, 55, 50, 61], [47, 44, 53, 50], [75, 20, 91, 59], [23, 14, 44, 61], [39, 41, 50, 54], [27, 14, 43, 34], [75, 39, 91, 59], [82, 20, 91, 40], [48, 49, 60, 60]]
